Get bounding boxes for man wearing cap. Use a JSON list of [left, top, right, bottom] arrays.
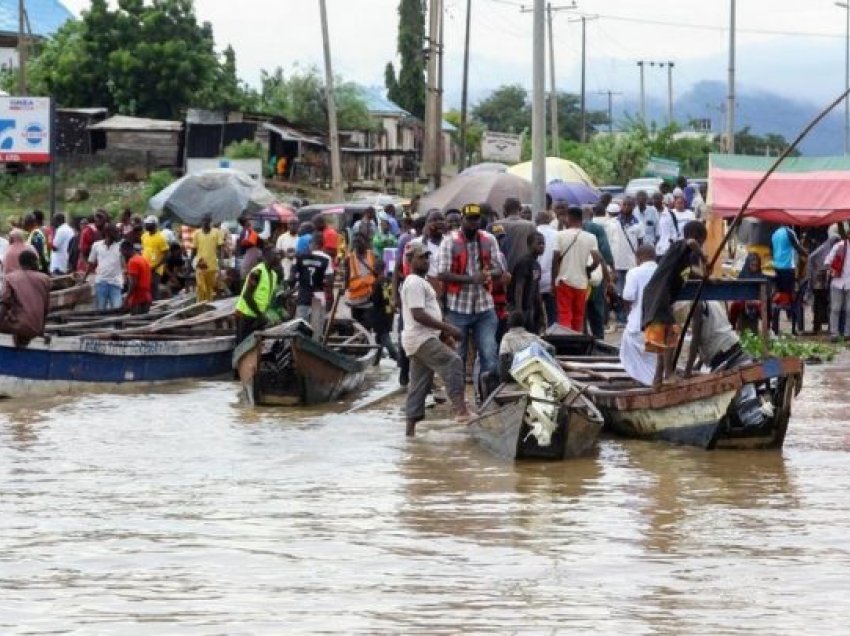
[[401, 241, 471, 437], [437, 203, 504, 387], [142, 215, 169, 300], [191, 213, 224, 303]]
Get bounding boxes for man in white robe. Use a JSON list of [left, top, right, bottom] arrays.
[[620, 245, 658, 385]]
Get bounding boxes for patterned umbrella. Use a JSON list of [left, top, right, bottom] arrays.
[[253, 202, 297, 222]]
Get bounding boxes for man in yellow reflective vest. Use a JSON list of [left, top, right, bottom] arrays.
[[235, 247, 281, 344]]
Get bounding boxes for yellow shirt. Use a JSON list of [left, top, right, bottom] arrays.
[[193, 228, 224, 270], [142, 231, 169, 275]]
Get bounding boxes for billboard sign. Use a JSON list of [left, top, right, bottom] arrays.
[[644, 156, 680, 179], [481, 131, 523, 163], [0, 97, 52, 163]]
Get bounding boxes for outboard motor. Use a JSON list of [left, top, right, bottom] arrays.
[[510, 343, 572, 446]]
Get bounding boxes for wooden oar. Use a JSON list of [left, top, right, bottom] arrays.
[[671, 87, 850, 369]]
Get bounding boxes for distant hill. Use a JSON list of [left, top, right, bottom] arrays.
[[615, 80, 844, 156]]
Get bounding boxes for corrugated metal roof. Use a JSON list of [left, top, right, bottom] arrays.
[[0, 0, 74, 37], [356, 86, 409, 117], [262, 122, 325, 147], [89, 115, 183, 132]]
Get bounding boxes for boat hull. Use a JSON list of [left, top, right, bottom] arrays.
[[248, 320, 377, 406], [469, 395, 603, 461], [0, 334, 235, 398], [591, 359, 804, 450]]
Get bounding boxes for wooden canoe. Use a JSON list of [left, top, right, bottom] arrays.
[[238, 318, 379, 407], [467, 383, 604, 461], [559, 355, 805, 450]]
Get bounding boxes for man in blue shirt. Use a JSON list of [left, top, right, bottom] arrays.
[[771, 225, 806, 296]]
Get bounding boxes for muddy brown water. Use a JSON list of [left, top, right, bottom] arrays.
[[2, 360, 850, 634]]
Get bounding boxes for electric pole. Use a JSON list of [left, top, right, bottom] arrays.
[[667, 61, 674, 124], [532, 0, 546, 212], [521, 2, 576, 157], [318, 0, 343, 200], [424, 0, 444, 189], [727, 0, 736, 153], [637, 61, 646, 124], [595, 90, 622, 133], [547, 3, 559, 155], [459, 0, 472, 170], [17, 0, 26, 95], [567, 15, 597, 142]]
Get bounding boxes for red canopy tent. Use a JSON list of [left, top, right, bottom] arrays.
[[708, 154, 850, 226]]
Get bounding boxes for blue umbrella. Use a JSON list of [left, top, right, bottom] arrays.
[[546, 179, 600, 206]]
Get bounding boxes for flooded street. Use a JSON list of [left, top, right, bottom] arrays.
[[3, 361, 850, 634]]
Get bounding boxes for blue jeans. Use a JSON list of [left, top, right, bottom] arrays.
[[445, 308, 499, 380], [95, 282, 123, 311]]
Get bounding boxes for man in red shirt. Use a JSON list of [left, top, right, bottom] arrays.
[[77, 210, 107, 273], [314, 215, 339, 262], [120, 240, 153, 314]]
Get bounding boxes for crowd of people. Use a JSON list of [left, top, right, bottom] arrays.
[[1, 173, 845, 431]]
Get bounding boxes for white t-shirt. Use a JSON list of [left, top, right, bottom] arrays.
[[656, 207, 676, 256], [610, 216, 645, 271], [536, 223, 558, 293], [276, 232, 298, 278], [554, 228, 598, 290], [50, 223, 75, 273], [622, 260, 658, 333], [88, 240, 123, 287], [400, 273, 442, 356]]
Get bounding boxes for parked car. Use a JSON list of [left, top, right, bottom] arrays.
[[598, 185, 625, 198], [624, 177, 664, 197]]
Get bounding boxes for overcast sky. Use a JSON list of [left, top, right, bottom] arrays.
[[59, 0, 850, 108]]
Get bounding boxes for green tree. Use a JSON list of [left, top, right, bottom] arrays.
[[555, 92, 609, 141], [386, 0, 426, 118], [444, 109, 485, 163], [26, 0, 241, 119], [253, 66, 375, 132], [473, 84, 531, 134]]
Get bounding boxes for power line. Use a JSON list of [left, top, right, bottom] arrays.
[[481, 0, 847, 39]]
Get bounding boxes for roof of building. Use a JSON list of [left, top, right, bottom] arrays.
[[356, 86, 409, 118], [89, 115, 183, 132], [0, 0, 74, 38]]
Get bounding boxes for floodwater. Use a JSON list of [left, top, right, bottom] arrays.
[[2, 361, 850, 635]]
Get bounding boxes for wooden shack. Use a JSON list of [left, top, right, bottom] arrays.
[[88, 115, 184, 170]]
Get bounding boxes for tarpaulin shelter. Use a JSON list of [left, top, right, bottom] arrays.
[[708, 154, 850, 226]]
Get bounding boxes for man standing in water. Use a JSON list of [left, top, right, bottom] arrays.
[[401, 243, 471, 437]]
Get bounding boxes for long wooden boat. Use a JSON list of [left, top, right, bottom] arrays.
[[559, 355, 804, 450], [468, 382, 604, 460], [236, 318, 378, 406], [0, 300, 237, 398], [49, 282, 93, 311]]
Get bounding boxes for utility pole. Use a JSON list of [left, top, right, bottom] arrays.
[[17, 0, 26, 94], [727, 0, 736, 153], [318, 0, 343, 201], [666, 62, 674, 123], [459, 0, 472, 170], [531, 0, 546, 213], [567, 15, 597, 142], [595, 90, 622, 133], [547, 3, 559, 155], [521, 2, 575, 157], [637, 61, 646, 124], [424, 0, 443, 189]]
